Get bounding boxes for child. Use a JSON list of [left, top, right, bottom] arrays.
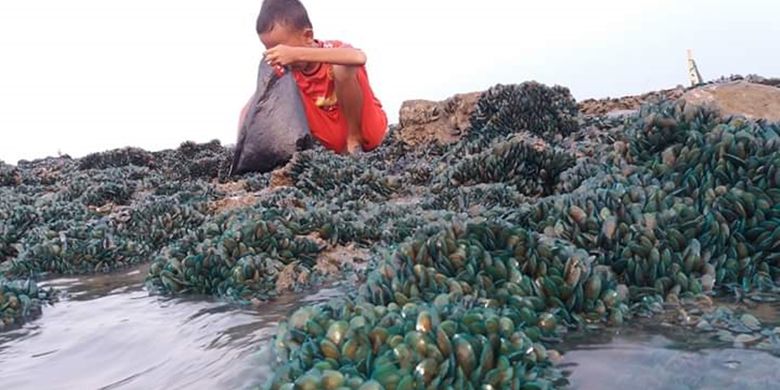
[[240, 0, 388, 155]]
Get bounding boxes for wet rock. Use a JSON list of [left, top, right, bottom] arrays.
[[578, 86, 685, 116], [397, 92, 481, 146], [682, 80, 780, 122]]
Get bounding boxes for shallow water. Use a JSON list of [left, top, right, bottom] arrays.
[[2, 269, 779, 390], [0, 268, 340, 390], [561, 312, 780, 390]]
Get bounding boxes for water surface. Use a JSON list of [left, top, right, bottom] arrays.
[[561, 310, 780, 390], [2, 269, 779, 390], [0, 268, 339, 390]]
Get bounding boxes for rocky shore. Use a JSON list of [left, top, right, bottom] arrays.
[[2, 74, 779, 389]]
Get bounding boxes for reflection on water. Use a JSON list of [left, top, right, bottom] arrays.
[[2, 267, 779, 390], [0, 268, 340, 390], [561, 318, 780, 390]]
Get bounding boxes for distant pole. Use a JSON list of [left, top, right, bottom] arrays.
[[687, 49, 703, 87]]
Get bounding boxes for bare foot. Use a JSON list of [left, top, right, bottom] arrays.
[[345, 136, 363, 155]]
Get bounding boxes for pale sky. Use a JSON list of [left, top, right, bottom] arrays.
[[0, 0, 777, 163]]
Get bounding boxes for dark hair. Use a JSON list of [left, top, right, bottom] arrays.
[[256, 0, 312, 34]]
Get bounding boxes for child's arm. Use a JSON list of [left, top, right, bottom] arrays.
[[264, 45, 366, 67]]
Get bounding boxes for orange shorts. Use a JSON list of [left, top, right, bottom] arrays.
[[296, 65, 388, 154]]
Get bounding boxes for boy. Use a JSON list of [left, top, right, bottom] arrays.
[[240, 0, 388, 155]]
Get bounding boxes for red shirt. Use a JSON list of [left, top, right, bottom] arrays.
[[291, 40, 388, 153], [292, 40, 349, 113]]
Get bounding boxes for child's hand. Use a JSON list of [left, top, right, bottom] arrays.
[[263, 45, 300, 67]]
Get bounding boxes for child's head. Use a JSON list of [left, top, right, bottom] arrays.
[[256, 0, 314, 50]]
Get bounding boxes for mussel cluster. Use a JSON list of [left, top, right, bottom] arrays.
[[422, 183, 527, 214], [0, 140, 232, 326], [267, 221, 615, 389], [443, 137, 575, 197], [146, 206, 325, 301], [0, 276, 55, 331], [263, 85, 780, 388], [1, 77, 778, 389], [468, 82, 579, 143], [78, 147, 157, 170]]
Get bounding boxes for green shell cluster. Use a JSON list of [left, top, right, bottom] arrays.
[[263, 84, 780, 388], [1, 78, 779, 388], [468, 82, 579, 143], [443, 137, 576, 197], [0, 140, 237, 325], [0, 276, 56, 331], [115, 82, 595, 305], [146, 207, 325, 300], [268, 222, 605, 390]]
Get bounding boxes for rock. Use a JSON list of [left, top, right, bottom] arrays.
[[578, 87, 685, 116], [209, 180, 258, 213], [682, 81, 780, 122], [396, 92, 482, 146], [276, 263, 300, 293], [579, 78, 780, 121], [270, 167, 294, 188], [314, 244, 371, 276], [713, 74, 780, 89]]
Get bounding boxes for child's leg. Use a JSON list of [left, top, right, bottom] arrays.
[[332, 65, 365, 154]]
